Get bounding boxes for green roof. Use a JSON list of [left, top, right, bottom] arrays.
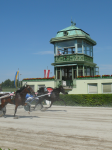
[[50, 21, 96, 45], [56, 24, 90, 38]]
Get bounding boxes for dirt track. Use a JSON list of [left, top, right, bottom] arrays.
[[0, 104, 112, 150]]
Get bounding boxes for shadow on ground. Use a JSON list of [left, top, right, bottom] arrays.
[[2, 114, 39, 119]]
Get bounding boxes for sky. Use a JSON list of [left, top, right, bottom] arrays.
[[0, 0, 112, 83]]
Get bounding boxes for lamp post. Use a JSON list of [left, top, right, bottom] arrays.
[[20, 74, 22, 87]]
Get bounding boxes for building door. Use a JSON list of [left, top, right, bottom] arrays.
[[62, 67, 72, 80], [74, 70, 77, 79]]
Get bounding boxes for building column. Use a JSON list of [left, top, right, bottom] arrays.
[[56, 67, 57, 79], [72, 66, 74, 80], [83, 65, 84, 76], [60, 67, 62, 80], [77, 65, 78, 77]]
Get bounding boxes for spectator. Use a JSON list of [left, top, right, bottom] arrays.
[[58, 50, 62, 55], [58, 50, 60, 55]]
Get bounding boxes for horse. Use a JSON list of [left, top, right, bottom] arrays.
[[0, 85, 35, 117], [35, 86, 68, 109]]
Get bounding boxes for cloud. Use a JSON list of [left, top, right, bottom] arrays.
[[33, 51, 53, 55]]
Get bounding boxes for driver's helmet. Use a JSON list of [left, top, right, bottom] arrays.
[[47, 87, 53, 93]]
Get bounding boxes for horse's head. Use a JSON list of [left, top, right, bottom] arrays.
[[24, 85, 35, 96], [59, 86, 68, 94]]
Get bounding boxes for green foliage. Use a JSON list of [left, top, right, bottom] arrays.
[[1, 79, 15, 88], [53, 94, 112, 107]]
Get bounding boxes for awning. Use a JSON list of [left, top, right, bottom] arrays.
[[54, 64, 77, 67]]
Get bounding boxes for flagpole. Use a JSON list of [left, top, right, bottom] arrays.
[[18, 68, 19, 88]]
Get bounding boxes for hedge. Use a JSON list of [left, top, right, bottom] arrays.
[[53, 94, 112, 107]]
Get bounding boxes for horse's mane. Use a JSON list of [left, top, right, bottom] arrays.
[[16, 86, 26, 93]]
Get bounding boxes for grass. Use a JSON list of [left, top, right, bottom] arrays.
[[2, 88, 18, 92]]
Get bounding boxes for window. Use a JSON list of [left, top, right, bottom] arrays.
[[77, 39, 82, 53], [57, 67, 60, 79], [87, 67, 90, 76], [84, 69, 87, 76], [77, 43, 82, 53], [78, 65, 83, 76], [91, 68, 94, 76], [57, 40, 75, 48], [63, 31, 68, 36], [102, 83, 112, 93], [57, 71, 60, 79], [83, 41, 93, 56], [88, 84, 97, 94], [38, 85, 45, 90]]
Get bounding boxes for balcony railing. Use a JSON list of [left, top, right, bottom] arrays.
[[55, 54, 93, 63]]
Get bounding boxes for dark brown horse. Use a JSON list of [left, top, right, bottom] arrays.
[[0, 85, 35, 117], [35, 86, 67, 109]]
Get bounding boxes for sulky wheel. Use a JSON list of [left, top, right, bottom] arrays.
[[24, 103, 30, 111], [2, 106, 6, 115], [0, 106, 6, 117], [34, 103, 43, 111]]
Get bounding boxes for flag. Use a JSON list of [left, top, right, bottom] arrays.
[[47, 70, 50, 78], [14, 72, 17, 88], [14, 71, 19, 88], [44, 70, 46, 78]]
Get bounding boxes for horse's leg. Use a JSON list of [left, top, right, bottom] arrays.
[[48, 100, 54, 108], [14, 104, 18, 117]]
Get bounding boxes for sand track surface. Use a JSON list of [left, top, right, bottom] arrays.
[[0, 104, 112, 150]]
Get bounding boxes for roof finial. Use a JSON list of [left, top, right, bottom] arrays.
[[71, 19, 76, 26]]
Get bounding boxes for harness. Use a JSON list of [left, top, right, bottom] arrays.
[[0, 94, 15, 105]]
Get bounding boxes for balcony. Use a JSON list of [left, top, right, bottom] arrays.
[[55, 53, 93, 63]]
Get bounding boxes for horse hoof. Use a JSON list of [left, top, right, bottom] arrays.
[[14, 116, 19, 119]]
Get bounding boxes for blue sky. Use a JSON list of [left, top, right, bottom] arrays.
[[0, 0, 112, 83]]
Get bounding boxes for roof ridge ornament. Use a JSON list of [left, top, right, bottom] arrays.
[[71, 19, 76, 26]]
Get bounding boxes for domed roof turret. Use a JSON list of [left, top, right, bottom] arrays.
[[50, 21, 96, 45]]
